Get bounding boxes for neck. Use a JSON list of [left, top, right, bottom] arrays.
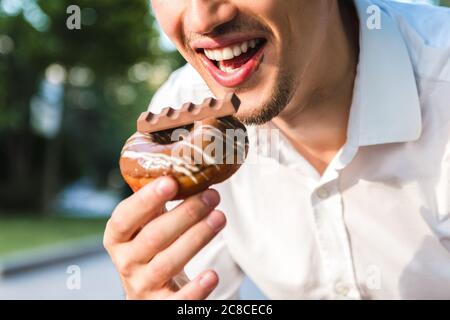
[[273, 0, 359, 175]]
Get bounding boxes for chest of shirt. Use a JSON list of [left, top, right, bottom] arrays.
[[218, 134, 450, 299]]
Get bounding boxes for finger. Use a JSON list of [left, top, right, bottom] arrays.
[[104, 176, 178, 244], [144, 210, 226, 286], [127, 189, 220, 263], [169, 270, 219, 300], [107, 190, 219, 279]]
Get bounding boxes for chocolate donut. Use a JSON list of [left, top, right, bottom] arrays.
[[119, 96, 249, 199]]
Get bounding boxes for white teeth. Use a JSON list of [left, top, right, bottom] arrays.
[[205, 50, 213, 60], [240, 41, 248, 53], [214, 50, 223, 61], [204, 39, 262, 62], [232, 45, 242, 57], [219, 63, 237, 73], [222, 47, 234, 60]]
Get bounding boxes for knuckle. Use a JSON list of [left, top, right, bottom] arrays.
[[128, 279, 152, 299], [102, 232, 112, 250], [141, 228, 164, 252], [115, 257, 135, 278], [108, 215, 129, 239], [183, 201, 205, 222], [190, 230, 210, 248], [149, 258, 174, 281]]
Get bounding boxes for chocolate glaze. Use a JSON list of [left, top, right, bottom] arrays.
[[120, 116, 248, 182]]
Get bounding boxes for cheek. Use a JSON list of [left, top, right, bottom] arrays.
[[151, 0, 184, 47], [237, 0, 292, 37], [236, 1, 294, 63]]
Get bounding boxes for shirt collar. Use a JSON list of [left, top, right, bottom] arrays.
[[348, 0, 422, 147], [252, 0, 423, 172]]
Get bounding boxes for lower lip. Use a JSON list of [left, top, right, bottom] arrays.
[[199, 44, 266, 88]]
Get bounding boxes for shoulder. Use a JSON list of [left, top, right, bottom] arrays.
[[376, 0, 450, 81], [148, 63, 213, 113]]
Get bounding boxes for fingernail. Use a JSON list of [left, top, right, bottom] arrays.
[[206, 211, 226, 232], [155, 177, 175, 196], [199, 272, 217, 289], [201, 190, 220, 208]]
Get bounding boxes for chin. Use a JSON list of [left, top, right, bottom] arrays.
[[235, 93, 269, 119], [204, 67, 278, 118]]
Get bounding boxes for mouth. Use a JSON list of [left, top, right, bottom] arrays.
[[195, 37, 267, 88]]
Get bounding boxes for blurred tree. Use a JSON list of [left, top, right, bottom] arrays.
[[0, 0, 185, 212]]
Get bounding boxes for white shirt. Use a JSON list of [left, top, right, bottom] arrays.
[[148, 0, 450, 299]]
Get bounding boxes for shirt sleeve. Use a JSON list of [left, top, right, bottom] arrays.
[[148, 64, 245, 300]]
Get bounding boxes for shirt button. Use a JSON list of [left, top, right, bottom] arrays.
[[317, 187, 330, 199], [334, 282, 350, 297]]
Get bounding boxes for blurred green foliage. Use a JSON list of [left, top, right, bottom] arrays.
[[0, 214, 107, 256], [0, 0, 185, 211]]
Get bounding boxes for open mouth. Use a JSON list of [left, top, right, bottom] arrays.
[[196, 38, 267, 88]]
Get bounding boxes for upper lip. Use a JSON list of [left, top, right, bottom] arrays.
[[191, 32, 267, 51]]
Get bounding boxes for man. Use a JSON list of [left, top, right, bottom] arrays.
[[103, 0, 450, 299]]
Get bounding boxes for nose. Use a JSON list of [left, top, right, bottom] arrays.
[[185, 0, 238, 35]]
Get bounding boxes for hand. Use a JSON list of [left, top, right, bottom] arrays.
[[103, 176, 226, 299]]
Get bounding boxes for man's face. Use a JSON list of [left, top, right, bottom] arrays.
[[152, 0, 333, 125]]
